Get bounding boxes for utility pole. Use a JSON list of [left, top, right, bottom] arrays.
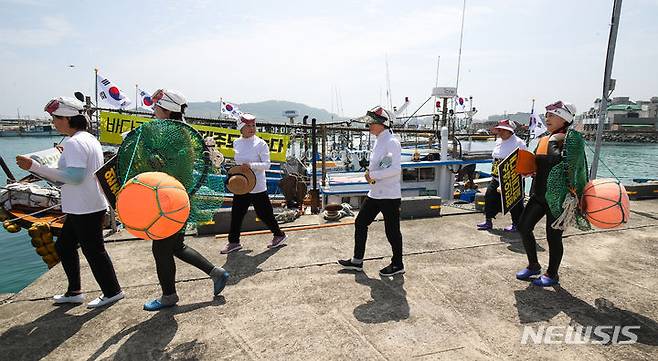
[[591, 0, 622, 179]]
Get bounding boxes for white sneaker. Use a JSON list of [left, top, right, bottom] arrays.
[[53, 293, 85, 304], [87, 290, 125, 309]]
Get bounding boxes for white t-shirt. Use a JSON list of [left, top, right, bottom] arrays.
[[233, 135, 270, 194], [58, 131, 108, 214], [367, 129, 402, 199], [492, 135, 527, 160], [491, 134, 527, 181]]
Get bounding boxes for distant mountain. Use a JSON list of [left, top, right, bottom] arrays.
[[485, 112, 537, 125], [186, 100, 343, 123]]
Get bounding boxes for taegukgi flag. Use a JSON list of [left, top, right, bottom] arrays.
[[220, 100, 243, 120], [528, 109, 547, 139], [96, 73, 132, 109], [137, 88, 154, 109]]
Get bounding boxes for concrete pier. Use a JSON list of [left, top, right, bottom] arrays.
[[1, 200, 657, 360]]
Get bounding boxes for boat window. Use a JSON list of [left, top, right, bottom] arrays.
[[419, 167, 435, 181], [402, 168, 418, 182]]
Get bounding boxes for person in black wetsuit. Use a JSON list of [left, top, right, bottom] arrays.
[[515, 100, 578, 287], [143, 89, 229, 311]]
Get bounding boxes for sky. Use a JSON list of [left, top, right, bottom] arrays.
[[1, 0, 657, 120]]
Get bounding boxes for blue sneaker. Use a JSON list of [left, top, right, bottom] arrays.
[[532, 274, 559, 287], [477, 219, 493, 230], [143, 294, 178, 311], [211, 270, 230, 296], [515, 267, 541, 280]]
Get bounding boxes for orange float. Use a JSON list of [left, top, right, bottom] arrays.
[[581, 178, 630, 229], [116, 172, 190, 240]]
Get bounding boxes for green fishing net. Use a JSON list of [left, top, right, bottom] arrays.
[[117, 119, 224, 225], [546, 130, 591, 230]]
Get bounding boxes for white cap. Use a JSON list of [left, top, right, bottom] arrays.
[[153, 89, 187, 113], [545, 101, 576, 124], [44, 96, 84, 117], [494, 119, 517, 133], [237, 113, 256, 131], [357, 105, 396, 128]]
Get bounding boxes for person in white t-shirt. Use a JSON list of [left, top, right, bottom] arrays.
[[476, 119, 527, 232], [15, 96, 124, 309], [219, 113, 287, 254], [338, 106, 404, 277]]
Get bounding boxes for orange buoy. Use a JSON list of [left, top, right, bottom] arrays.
[[581, 178, 630, 229], [116, 172, 190, 240]]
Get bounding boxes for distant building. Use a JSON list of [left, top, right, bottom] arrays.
[[574, 97, 658, 132]]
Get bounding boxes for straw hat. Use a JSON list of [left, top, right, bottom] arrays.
[[226, 165, 256, 195]]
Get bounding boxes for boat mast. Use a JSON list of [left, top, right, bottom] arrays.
[[385, 54, 393, 111], [590, 0, 623, 179], [455, 0, 466, 94]]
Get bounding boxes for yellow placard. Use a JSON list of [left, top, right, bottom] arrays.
[[99, 111, 290, 162], [497, 148, 523, 214]]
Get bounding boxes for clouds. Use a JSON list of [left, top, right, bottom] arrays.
[[0, 16, 74, 47], [0, 0, 656, 120]]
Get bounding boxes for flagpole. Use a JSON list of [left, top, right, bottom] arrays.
[[135, 84, 138, 111], [94, 68, 99, 135], [220, 97, 223, 120], [526, 98, 535, 146]]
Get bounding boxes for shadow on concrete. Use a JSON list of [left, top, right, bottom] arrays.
[[514, 286, 658, 345], [486, 228, 545, 255], [339, 270, 409, 324], [87, 298, 225, 361], [0, 304, 105, 361], [221, 247, 284, 286]]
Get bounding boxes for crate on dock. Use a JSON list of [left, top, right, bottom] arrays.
[[400, 196, 442, 219], [197, 207, 267, 235], [474, 193, 486, 212]]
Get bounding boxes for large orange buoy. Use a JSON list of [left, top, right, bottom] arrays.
[[581, 178, 630, 229], [116, 172, 190, 240]]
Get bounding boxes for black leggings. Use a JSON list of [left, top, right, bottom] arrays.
[[354, 197, 403, 267], [152, 232, 215, 296], [484, 178, 524, 224], [517, 197, 564, 278], [56, 211, 122, 297], [228, 191, 284, 244]]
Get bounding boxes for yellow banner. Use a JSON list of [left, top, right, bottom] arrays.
[[99, 111, 290, 162]]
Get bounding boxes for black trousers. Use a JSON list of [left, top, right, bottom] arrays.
[[55, 210, 122, 297], [152, 232, 215, 296], [517, 196, 564, 278], [228, 191, 284, 244], [484, 178, 525, 224], [354, 197, 403, 267]]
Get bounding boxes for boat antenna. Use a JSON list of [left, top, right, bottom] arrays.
[[591, 0, 623, 179], [385, 54, 393, 111], [455, 0, 466, 94]]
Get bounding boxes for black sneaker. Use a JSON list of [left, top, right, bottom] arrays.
[[379, 264, 405, 277], [338, 259, 363, 271]]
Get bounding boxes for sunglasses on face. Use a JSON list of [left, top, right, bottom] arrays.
[[152, 89, 164, 103], [545, 100, 573, 116], [44, 99, 60, 114]]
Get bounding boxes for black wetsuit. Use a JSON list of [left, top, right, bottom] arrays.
[[518, 133, 565, 278]]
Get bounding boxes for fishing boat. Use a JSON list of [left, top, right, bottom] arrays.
[[625, 179, 658, 200]]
